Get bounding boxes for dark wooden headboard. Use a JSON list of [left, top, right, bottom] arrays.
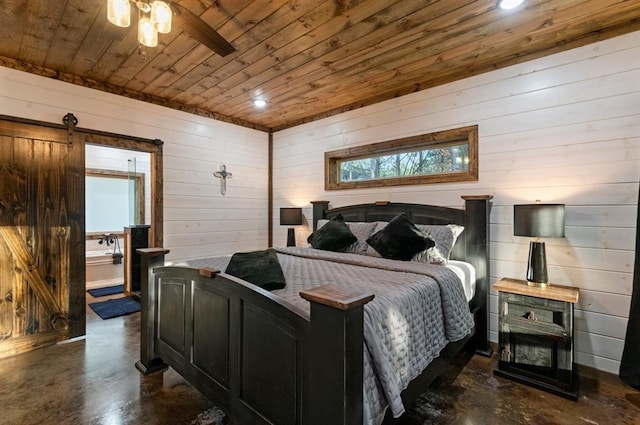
[[310, 195, 493, 356]]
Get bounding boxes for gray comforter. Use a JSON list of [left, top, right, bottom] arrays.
[[182, 247, 474, 425]]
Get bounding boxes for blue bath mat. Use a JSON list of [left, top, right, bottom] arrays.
[[87, 284, 124, 297], [89, 297, 140, 320]]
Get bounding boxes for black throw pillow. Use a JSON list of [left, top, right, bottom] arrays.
[[307, 215, 357, 252], [366, 213, 436, 261], [225, 248, 286, 290]]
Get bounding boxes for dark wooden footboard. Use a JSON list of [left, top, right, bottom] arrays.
[[136, 249, 374, 425]]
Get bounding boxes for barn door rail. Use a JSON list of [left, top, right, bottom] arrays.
[[62, 113, 78, 146]]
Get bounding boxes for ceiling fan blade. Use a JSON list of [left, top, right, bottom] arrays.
[[168, 2, 235, 57]]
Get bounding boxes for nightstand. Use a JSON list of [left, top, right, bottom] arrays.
[[493, 277, 579, 400]]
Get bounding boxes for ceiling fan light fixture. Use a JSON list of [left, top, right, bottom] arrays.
[[151, 1, 172, 34], [107, 0, 131, 27], [105, 0, 234, 55], [497, 0, 525, 10], [138, 16, 158, 47]]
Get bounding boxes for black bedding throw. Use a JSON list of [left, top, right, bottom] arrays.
[[225, 248, 286, 291], [620, 182, 640, 391]]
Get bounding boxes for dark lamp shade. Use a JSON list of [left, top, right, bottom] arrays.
[[280, 207, 303, 226], [514, 204, 565, 238]]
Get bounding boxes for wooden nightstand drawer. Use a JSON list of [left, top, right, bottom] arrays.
[[494, 277, 579, 400], [501, 293, 571, 337]]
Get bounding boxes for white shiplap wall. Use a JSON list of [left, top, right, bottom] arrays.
[[273, 31, 640, 374], [0, 66, 269, 262], [0, 31, 638, 375]]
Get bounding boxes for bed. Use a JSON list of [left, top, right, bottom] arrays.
[[135, 195, 492, 425]]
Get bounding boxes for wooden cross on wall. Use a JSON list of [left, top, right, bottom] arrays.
[[213, 164, 232, 195]]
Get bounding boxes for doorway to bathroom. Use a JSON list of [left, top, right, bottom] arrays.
[[83, 130, 163, 326], [85, 145, 150, 293]]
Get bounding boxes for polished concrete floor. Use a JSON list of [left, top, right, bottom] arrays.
[[1, 292, 639, 425], [0, 293, 214, 425], [397, 352, 640, 425]]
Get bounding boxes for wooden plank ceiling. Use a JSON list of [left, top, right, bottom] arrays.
[[0, 0, 639, 132]]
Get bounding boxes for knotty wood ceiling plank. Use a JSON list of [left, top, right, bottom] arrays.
[[162, 0, 295, 103], [270, 0, 637, 129], [86, 27, 140, 83], [251, 0, 590, 126], [182, 0, 334, 106], [106, 0, 215, 88], [216, 0, 470, 118], [88, 0, 199, 83], [137, 0, 256, 96], [197, 0, 411, 112], [128, 0, 218, 85], [127, 0, 255, 95], [206, 0, 423, 112], [153, 0, 288, 99], [66, 3, 121, 76], [43, 0, 106, 73], [321, 1, 471, 72], [18, 0, 67, 67], [123, 0, 247, 93], [0, 1, 28, 59], [276, 6, 522, 105], [2, 0, 640, 130], [524, 0, 640, 45], [178, 1, 396, 108], [123, 34, 201, 92], [223, 0, 490, 122], [141, 42, 216, 95]]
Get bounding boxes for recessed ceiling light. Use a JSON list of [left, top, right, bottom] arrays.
[[253, 99, 267, 108], [497, 0, 525, 10]]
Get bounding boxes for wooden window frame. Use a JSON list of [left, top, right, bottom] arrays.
[[325, 125, 478, 190], [85, 168, 145, 237]]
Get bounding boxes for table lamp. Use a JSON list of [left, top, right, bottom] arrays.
[[280, 207, 303, 247], [514, 203, 565, 287]]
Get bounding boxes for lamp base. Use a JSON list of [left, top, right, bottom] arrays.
[[526, 241, 549, 287], [286, 228, 296, 247]]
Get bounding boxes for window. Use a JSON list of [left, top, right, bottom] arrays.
[[325, 125, 478, 190], [85, 169, 145, 235]]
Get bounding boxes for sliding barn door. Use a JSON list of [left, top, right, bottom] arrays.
[[0, 118, 85, 358]]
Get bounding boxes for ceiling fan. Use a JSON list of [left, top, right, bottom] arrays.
[[107, 0, 236, 57]]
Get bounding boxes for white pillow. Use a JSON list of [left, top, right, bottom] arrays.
[[412, 224, 464, 265], [344, 222, 379, 255]]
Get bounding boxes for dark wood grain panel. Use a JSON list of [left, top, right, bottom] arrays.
[[158, 277, 187, 356], [0, 236, 12, 340], [192, 284, 230, 387], [0, 117, 83, 355], [241, 303, 300, 425]]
